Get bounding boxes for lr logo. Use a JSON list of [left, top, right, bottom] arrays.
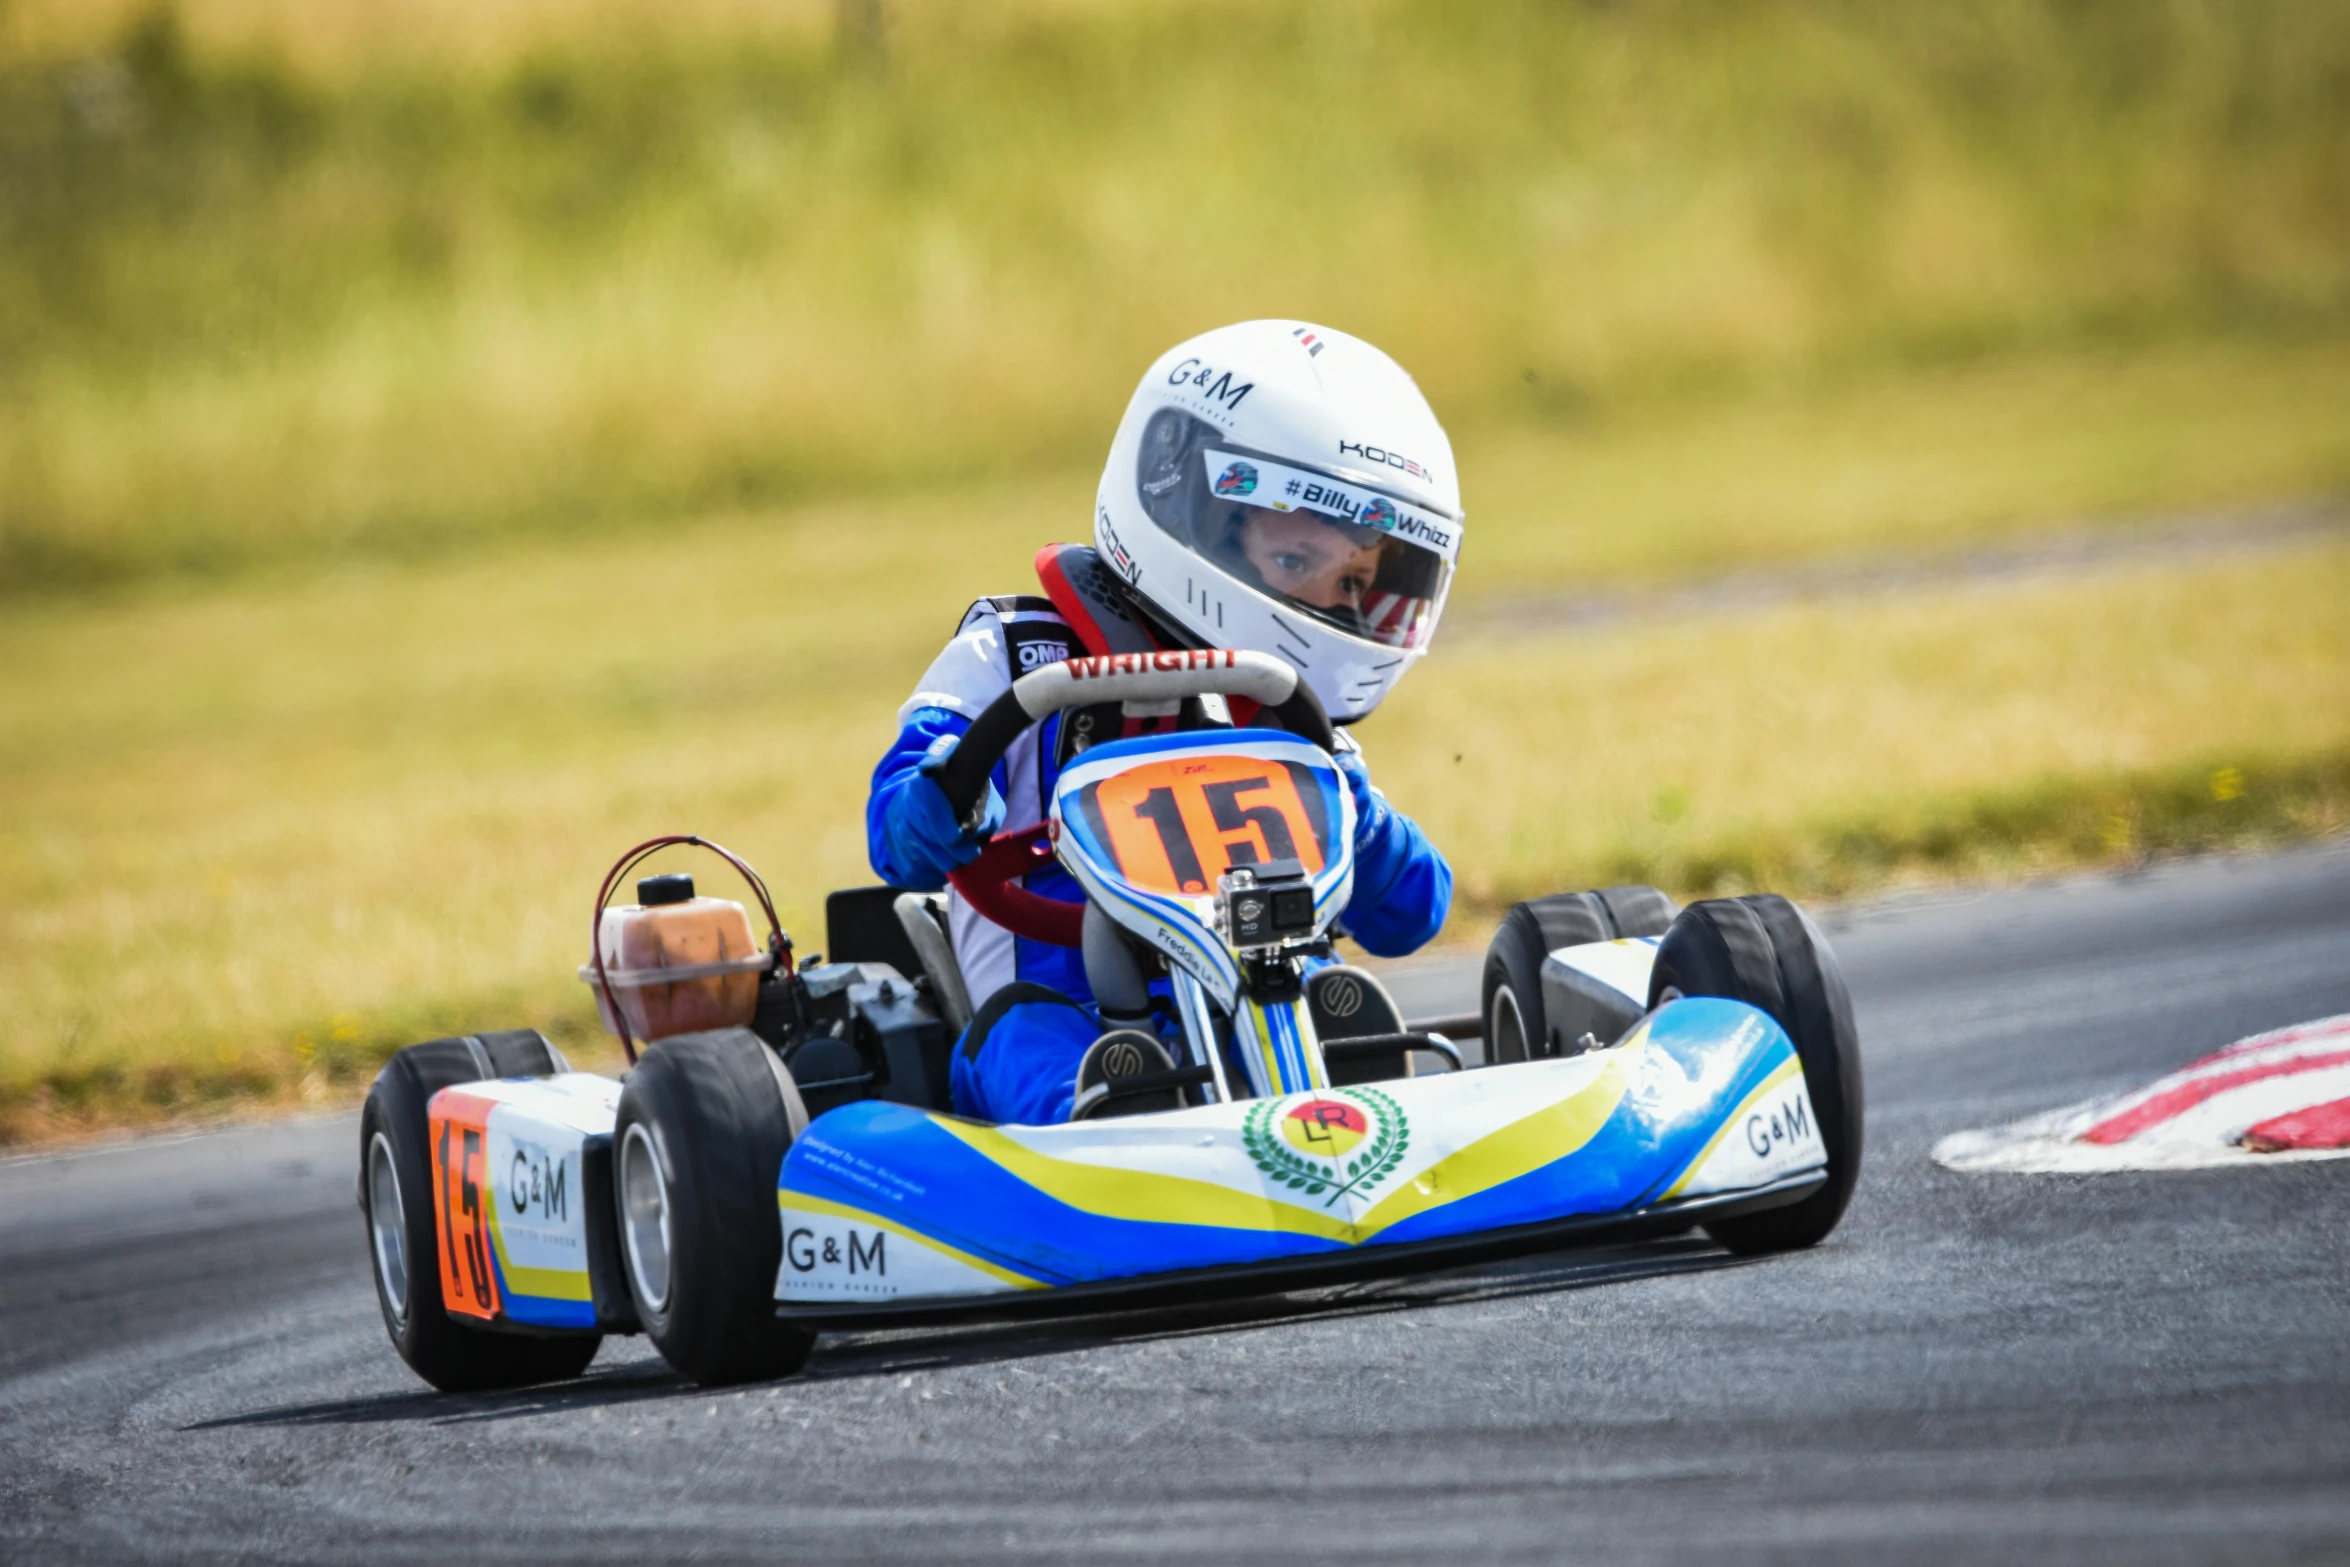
[[1243, 1087, 1410, 1208], [1280, 1098, 1368, 1158]]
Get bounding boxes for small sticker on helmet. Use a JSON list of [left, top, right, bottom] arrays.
[[1200, 450, 1459, 561]]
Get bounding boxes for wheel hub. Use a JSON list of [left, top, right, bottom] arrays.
[[366, 1132, 409, 1326], [618, 1122, 672, 1311]]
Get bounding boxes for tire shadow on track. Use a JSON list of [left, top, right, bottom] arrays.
[[182, 1235, 1755, 1432], [180, 1357, 693, 1432], [810, 1235, 1759, 1383]]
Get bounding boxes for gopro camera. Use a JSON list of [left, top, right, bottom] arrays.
[[1218, 859, 1316, 949]]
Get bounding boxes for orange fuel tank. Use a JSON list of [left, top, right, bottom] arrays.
[[586, 873, 767, 1042]]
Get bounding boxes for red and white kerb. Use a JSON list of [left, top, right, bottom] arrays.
[[1936, 1013, 2350, 1173]]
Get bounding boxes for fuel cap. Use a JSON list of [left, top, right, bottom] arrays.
[[636, 873, 696, 907]]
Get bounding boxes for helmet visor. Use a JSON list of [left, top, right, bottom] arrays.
[[1149, 444, 1458, 651]]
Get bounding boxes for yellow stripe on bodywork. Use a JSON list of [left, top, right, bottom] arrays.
[[1352, 1047, 1634, 1235], [1661, 1055, 1805, 1200], [934, 1049, 1639, 1246], [1251, 1001, 1281, 1093], [780, 1189, 1051, 1290], [935, 1119, 1366, 1243], [486, 1212, 593, 1302], [1244, 996, 1330, 1095]]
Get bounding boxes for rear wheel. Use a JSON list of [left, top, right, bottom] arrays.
[[361, 1039, 601, 1391], [614, 1028, 815, 1386], [1647, 896, 1864, 1255], [474, 1028, 572, 1077], [1482, 886, 1678, 1064]]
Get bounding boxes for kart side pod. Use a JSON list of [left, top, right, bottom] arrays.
[[424, 1072, 642, 1334]]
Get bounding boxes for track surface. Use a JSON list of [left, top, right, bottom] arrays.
[[1457, 498, 2350, 640], [4, 848, 2347, 1564]]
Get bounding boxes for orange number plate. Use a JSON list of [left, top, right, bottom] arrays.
[[1077, 754, 1330, 896], [430, 1092, 503, 1321]]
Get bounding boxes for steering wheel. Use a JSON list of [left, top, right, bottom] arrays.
[[934, 651, 1335, 948]]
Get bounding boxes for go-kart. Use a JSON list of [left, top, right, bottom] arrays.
[[359, 650, 1863, 1389]]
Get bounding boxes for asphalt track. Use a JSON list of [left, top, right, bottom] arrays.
[[4, 847, 2347, 1564]]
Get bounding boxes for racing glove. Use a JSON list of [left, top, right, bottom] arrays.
[[1331, 744, 1452, 957], [868, 716, 1007, 891]]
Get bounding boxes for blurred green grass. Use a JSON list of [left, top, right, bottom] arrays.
[[4, 0, 2349, 1143], [3, 513, 2342, 1144], [3, 0, 2346, 589]]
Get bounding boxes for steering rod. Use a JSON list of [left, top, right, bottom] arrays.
[[931, 649, 1336, 949], [934, 649, 1333, 828]]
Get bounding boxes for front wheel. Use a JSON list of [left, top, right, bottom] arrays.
[[1483, 886, 1679, 1064], [614, 1028, 815, 1387], [1648, 896, 1864, 1255], [361, 1039, 601, 1391]]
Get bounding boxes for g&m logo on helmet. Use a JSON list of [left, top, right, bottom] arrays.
[[1213, 461, 1259, 498], [1166, 357, 1255, 413]]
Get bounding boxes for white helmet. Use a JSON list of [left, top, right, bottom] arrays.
[[1094, 320, 1463, 723]]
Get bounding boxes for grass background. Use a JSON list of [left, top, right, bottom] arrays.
[[2, 0, 2346, 1141], [6, 0, 2349, 588]]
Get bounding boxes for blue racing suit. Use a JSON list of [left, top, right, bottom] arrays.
[[867, 590, 1451, 1125]]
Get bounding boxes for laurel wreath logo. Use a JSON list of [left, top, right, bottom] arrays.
[[1242, 1086, 1410, 1208]]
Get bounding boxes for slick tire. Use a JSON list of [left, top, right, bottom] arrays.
[[1482, 886, 1679, 1064], [361, 1040, 602, 1392], [614, 1029, 815, 1387], [1647, 896, 1864, 1256], [474, 1028, 572, 1077]]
